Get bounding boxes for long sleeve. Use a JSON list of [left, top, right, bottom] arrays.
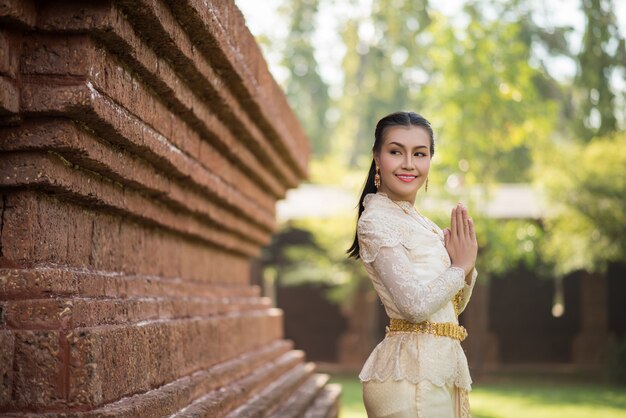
[[369, 243, 466, 323], [357, 192, 474, 390], [455, 268, 477, 315]]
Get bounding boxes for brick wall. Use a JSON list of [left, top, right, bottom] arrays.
[[0, 0, 340, 415]]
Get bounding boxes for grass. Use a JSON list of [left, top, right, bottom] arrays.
[[329, 372, 626, 418]]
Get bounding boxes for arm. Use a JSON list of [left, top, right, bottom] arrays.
[[455, 267, 477, 315], [369, 243, 466, 323]]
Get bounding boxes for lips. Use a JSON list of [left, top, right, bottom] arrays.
[[396, 174, 417, 182]]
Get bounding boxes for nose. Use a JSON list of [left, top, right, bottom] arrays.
[[401, 154, 415, 170]]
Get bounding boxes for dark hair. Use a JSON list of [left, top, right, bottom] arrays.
[[346, 111, 435, 259]]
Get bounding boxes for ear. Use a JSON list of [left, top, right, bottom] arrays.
[[373, 154, 380, 169]]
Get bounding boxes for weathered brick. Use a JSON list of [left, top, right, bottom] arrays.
[[223, 362, 315, 418], [0, 192, 252, 282], [178, 352, 308, 417], [271, 373, 331, 418], [13, 330, 64, 409], [19, 32, 289, 200], [0, 0, 334, 415], [0, 330, 14, 405], [0, 76, 19, 114], [67, 310, 283, 407], [72, 340, 292, 417], [165, 0, 310, 175], [36, 1, 302, 190], [0, 154, 261, 259], [0, 121, 274, 243], [0, 0, 36, 28]]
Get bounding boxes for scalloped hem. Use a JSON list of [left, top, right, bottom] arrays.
[[358, 374, 472, 391]]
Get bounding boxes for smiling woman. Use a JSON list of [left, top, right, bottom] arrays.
[[347, 111, 479, 418], [375, 125, 432, 201]]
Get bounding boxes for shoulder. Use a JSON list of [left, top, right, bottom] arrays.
[[357, 194, 403, 236], [357, 194, 422, 263]]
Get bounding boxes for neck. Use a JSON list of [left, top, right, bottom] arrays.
[[379, 187, 416, 204]]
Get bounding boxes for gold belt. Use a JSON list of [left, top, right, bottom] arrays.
[[385, 318, 468, 341]]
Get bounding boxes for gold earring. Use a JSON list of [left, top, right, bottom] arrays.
[[374, 167, 381, 189], [425, 177, 428, 192]]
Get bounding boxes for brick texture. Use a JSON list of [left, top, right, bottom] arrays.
[[0, 0, 339, 415]]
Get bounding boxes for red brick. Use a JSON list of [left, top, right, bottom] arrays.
[[0, 29, 21, 78], [180, 352, 307, 417], [0, 0, 332, 415], [13, 330, 64, 409], [0, 0, 36, 28], [0, 192, 252, 282], [166, 0, 310, 176], [0, 121, 273, 243], [111, 0, 301, 187], [224, 362, 315, 418], [67, 310, 283, 407], [19, 30, 289, 199], [36, 1, 302, 190], [0, 154, 262, 259], [0, 76, 18, 115], [74, 340, 292, 417], [0, 331, 14, 405]]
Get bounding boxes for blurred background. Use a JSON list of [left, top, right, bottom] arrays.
[[236, 0, 626, 416]]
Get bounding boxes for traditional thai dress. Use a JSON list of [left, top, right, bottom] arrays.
[[357, 192, 477, 418]]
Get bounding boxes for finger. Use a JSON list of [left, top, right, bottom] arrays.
[[450, 207, 457, 237], [456, 204, 464, 237], [468, 217, 476, 242], [463, 206, 470, 239], [443, 228, 450, 246]]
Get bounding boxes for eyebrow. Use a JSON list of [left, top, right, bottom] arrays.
[[388, 141, 428, 150]]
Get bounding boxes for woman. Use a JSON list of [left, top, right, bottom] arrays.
[[347, 111, 478, 417]]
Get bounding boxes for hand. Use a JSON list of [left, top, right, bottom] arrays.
[[443, 203, 478, 278]]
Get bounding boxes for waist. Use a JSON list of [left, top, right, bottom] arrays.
[[385, 318, 468, 341]]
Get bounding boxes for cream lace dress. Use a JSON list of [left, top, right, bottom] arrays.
[[357, 192, 477, 417]]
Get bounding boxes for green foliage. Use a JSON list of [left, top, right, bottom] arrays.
[[473, 218, 545, 276], [422, 5, 558, 186], [536, 132, 626, 274], [275, 214, 369, 306], [280, 0, 332, 157], [331, 0, 433, 167], [247, 0, 625, 297], [576, 0, 624, 140]]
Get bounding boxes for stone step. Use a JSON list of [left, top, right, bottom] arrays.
[[222, 362, 317, 418], [169, 350, 307, 417], [302, 384, 342, 418], [269, 372, 330, 418]]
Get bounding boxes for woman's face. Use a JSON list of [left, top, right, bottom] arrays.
[[374, 125, 431, 203]]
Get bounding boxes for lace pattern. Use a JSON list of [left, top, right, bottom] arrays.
[[459, 387, 472, 417], [358, 333, 473, 389], [356, 192, 477, 391]]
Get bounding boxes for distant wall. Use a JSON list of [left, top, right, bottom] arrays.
[[0, 0, 339, 415]]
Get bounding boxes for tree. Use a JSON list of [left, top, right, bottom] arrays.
[[575, 0, 624, 141], [280, 0, 332, 157], [331, 0, 433, 167], [537, 133, 626, 275], [535, 0, 626, 275], [422, 2, 558, 187]]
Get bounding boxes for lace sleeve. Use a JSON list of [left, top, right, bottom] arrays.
[[369, 244, 466, 323], [456, 267, 477, 315]]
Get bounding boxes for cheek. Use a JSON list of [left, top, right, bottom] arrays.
[[379, 155, 397, 172]]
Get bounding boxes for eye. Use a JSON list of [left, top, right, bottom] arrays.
[[390, 150, 401, 155], [415, 152, 427, 157]]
